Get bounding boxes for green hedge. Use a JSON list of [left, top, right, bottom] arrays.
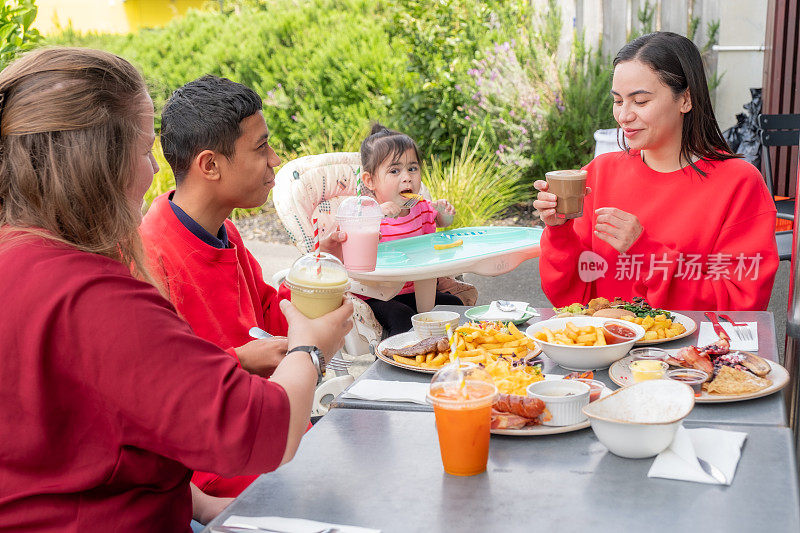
[[49, 0, 410, 156]]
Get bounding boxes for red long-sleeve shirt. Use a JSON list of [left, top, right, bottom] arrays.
[[139, 192, 290, 497], [539, 151, 778, 311], [0, 233, 290, 532]]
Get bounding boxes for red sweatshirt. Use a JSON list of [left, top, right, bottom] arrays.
[[0, 233, 289, 533], [539, 151, 778, 311], [140, 192, 290, 497]]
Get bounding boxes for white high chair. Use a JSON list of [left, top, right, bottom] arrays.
[[271, 152, 477, 358]]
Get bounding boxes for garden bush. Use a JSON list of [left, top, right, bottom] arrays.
[[0, 0, 42, 70], [466, 0, 616, 187], [49, 0, 410, 156], [386, 0, 528, 162], [423, 131, 527, 229]]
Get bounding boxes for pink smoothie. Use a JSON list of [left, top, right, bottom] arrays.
[[341, 228, 379, 271]]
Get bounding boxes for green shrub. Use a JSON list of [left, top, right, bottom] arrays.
[[386, 0, 528, 163], [466, 0, 615, 186], [48, 0, 409, 156], [0, 0, 42, 70], [423, 130, 527, 229]]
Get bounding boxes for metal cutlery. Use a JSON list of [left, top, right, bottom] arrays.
[[703, 312, 730, 341], [249, 326, 274, 339], [697, 456, 727, 484], [399, 193, 422, 209], [718, 314, 753, 342], [495, 300, 540, 317], [326, 353, 351, 372], [213, 523, 339, 533]]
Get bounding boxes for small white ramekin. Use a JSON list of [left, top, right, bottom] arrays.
[[527, 380, 591, 426]]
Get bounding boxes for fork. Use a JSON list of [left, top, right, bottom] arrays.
[[326, 353, 351, 372], [718, 314, 753, 342], [400, 193, 422, 209]]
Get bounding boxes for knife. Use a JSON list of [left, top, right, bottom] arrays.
[[703, 312, 730, 340]]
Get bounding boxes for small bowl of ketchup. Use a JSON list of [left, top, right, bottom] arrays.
[[666, 368, 708, 397], [602, 321, 638, 345]]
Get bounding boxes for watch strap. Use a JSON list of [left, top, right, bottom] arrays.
[[287, 345, 325, 383]]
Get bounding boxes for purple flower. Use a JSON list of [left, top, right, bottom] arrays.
[[291, 114, 298, 121]]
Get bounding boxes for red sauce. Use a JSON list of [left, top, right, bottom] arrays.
[[602, 322, 637, 344], [604, 324, 636, 338]]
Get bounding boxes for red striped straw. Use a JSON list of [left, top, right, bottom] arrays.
[[312, 216, 321, 276]]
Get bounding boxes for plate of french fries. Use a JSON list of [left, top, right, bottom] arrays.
[[619, 312, 696, 345], [376, 321, 542, 375]]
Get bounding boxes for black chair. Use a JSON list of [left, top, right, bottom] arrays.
[[758, 113, 799, 261]]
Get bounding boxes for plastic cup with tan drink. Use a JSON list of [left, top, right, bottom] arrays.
[[427, 362, 498, 476], [545, 169, 588, 220], [284, 252, 350, 319]]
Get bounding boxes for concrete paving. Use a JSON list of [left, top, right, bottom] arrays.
[[245, 239, 792, 369]]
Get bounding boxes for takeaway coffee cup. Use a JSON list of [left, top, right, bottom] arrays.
[[545, 169, 588, 219]]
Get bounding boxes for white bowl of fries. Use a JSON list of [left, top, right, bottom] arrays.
[[526, 317, 646, 371]]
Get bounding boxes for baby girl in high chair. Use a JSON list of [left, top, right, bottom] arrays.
[[359, 123, 465, 336]]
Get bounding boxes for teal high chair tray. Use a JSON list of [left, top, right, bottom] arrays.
[[375, 226, 542, 271]]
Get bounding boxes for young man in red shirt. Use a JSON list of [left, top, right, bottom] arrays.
[[139, 76, 345, 508]]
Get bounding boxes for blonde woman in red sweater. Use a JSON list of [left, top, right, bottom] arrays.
[[534, 32, 778, 311]]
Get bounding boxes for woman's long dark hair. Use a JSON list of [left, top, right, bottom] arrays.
[[613, 32, 740, 174]]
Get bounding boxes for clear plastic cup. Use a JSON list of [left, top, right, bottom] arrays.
[[336, 196, 383, 272], [667, 368, 708, 397], [284, 252, 350, 318], [574, 378, 606, 402], [629, 360, 668, 382], [629, 347, 669, 362], [427, 362, 498, 476]]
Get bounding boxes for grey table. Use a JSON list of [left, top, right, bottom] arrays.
[[204, 408, 800, 533], [332, 306, 787, 427]]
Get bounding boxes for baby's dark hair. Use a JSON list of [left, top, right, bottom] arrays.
[[360, 123, 421, 176]]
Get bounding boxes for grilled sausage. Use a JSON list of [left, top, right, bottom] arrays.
[[382, 336, 449, 357]]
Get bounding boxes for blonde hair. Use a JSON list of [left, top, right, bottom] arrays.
[[0, 47, 155, 283]]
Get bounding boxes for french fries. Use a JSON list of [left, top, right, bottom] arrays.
[[533, 323, 608, 346], [389, 321, 540, 371], [619, 314, 686, 341]]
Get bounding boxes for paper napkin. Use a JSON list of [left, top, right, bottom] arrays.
[[479, 301, 531, 321], [342, 380, 429, 404], [222, 515, 380, 533], [648, 425, 747, 485], [697, 321, 758, 351]]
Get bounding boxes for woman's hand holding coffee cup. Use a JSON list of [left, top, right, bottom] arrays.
[[593, 207, 643, 253], [533, 179, 591, 227]]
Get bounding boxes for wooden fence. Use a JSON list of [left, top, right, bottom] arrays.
[[763, 0, 799, 198], [567, 0, 720, 59]]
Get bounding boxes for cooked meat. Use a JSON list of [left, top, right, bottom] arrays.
[[383, 335, 449, 357]]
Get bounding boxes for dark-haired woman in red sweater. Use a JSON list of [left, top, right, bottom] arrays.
[[534, 32, 778, 311]]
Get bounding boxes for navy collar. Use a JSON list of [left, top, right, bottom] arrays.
[[168, 194, 229, 249]]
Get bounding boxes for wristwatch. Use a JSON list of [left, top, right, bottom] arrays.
[[287, 345, 325, 385]]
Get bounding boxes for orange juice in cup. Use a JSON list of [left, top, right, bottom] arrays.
[[427, 363, 498, 476]]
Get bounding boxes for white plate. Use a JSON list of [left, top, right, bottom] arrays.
[[376, 330, 542, 374], [633, 312, 697, 345], [608, 353, 789, 403], [491, 376, 610, 436]]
